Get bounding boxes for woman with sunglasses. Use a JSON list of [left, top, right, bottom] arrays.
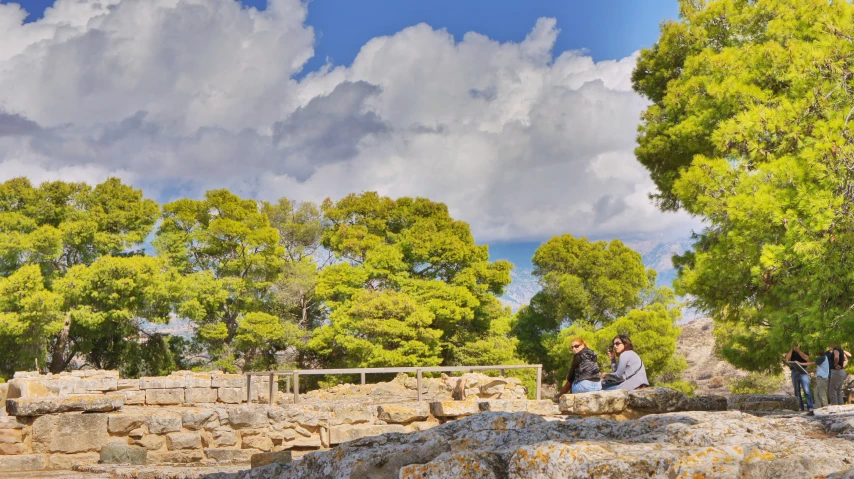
[[603, 334, 649, 391], [554, 338, 601, 400]]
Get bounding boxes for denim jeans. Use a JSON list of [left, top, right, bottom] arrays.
[[571, 380, 602, 393], [791, 371, 814, 410], [602, 383, 620, 391]]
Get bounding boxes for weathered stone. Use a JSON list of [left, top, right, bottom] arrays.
[[0, 428, 22, 444], [0, 443, 26, 455], [205, 448, 256, 463], [329, 424, 405, 445], [242, 433, 274, 452], [478, 400, 528, 413], [130, 435, 165, 451], [404, 418, 440, 433], [173, 371, 212, 388], [185, 388, 218, 404], [728, 394, 799, 411], [429, 401, 480, 418], [99, 441, 147, 465], [286, 408, 323, 427], [526, 400, 558, 416], [166, 432, 202, 450], [0, 416, 27, 429], [146, 412, 182, 434], [6, 393, 123, 416], [139, 377, 184, 389], [148, 450, 205, 464], [377, 402, 430, 424], [128, 427, 145, 439], [212, 373, 245, 389], [218, 387, 245, 404], [330, 404, 376, 425], [32, 413, 109, 453], [212, 428, 238, 447], [182, 409, 218, 430], [251, 450, 292, 468], [82, 377, 118, 392], [121, 390, 146, 405], [116, 379, 139, 391], [626, 387, 689, 413], [0, 454, 47, 471], [108, 414, 146, 434], [684, 395, 728, 411], [228, 406, 270, 428], [282, 434, 322, 449], [145, 388, 184, 405], [559, 390, 629, 415]]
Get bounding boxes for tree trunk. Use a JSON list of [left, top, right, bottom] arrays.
[[49, 314, 72, 373]]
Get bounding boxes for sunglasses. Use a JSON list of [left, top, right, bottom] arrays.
[[571, 344, 583, 350], [613, 341, 623, 346]]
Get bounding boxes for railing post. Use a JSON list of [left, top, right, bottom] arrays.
[[285, 375, 290, 394], [268, 373, 275, 405], [536, 365, 542, 401], [417, 369, 422, 402], [293, 372, 300, 404], [246, 374, 252, 404], [500, 368, 505, 377], [361, 372, 365, 385]]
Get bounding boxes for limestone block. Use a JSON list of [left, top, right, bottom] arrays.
[[122, 390, 146, 405], [0, 443, 26, 455], [181, 409, 218, 430], [377, 402, 430, 424], [0, 416, 27, 429], [329, 424, 405, 445], [526, 400, 559, 416], [145, 388, 184, 405], [242, 434, 274, 451], [626, 387, 690, 413], [146, 412, 182, 434], [116, 379, 140, 391], [205, 448, 256, 463], [32, 413, 109, 453], [0, 428, 23, 444], [99, 441, 147, 465], [429, 401, 480, 418], [185, 388, 218, 404], [218, 387, 245, 404], [131, 435, 165, 451], [212, 373, 245, 389], [228, 406, 270, 428], [166, 432, 202, 450], [478, 400, 528, 413], [330, 404, 376, 425], [82, 378, 118, 392], [7, 378, 62, 398], [0, 454, 47, 471], [212, 428, 238, 447], [404, 418, 440, 433], [172, 371, 212, 388], [148, 450, 205, 464], [6, 393, 123, 416], [285, 408, 323, 427], [0, 383, 8, 404], [251, 450, 292, 468], [139, 377, 184, 389], [560, 390, 629, 415], [282, 433, 322, 449], [727, 395, 799, 412], [128, 427, 145, 439], [108, 414, 147, 434], [684, 395, 728, 412]]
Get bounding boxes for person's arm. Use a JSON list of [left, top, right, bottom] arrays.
[[834, 350, 842, 369], [555, 355, 581, 399], [612, 353, 628, 378], [555, 380, 571, 400], [785, 349, 793, 361], [794, 345, 809, 361]]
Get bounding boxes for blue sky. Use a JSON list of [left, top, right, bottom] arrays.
[[9, 0, 679, 73]]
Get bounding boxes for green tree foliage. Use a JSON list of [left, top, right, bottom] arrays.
[[513, 235, 652, 374], [156, 189, 284, 370], [309, 192, 513, 367], [633, 0, 854, 369], [0, 177, 161, 372], [728, 372, 786, 395]]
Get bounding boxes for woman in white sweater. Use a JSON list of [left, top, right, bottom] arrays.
[[603, 334, 649, 391]]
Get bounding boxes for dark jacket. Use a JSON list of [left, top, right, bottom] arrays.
[[567, 348, 600, 383]]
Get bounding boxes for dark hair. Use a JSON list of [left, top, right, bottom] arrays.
[[612, 334, 634, 351]]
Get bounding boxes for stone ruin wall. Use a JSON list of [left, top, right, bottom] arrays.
[[0, 369, 554, 473]]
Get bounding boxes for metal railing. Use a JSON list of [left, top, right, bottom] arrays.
[[244, 364, 542, 405]]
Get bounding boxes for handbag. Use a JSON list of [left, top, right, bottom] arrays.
[[602, 357, 645, 388]]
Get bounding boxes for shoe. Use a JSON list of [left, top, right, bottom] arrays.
[[807, 411, 815, 416]]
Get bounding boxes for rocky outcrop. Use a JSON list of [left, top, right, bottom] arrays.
[[557, 388, 727, 419], [213, 408, 854, 479]]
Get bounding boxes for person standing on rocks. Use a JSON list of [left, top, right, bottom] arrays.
[[802, 346, 831, 409], [602, 334, 648, 391], [785, 344, 814, 413], [828, 343, 849, 405], [554, 338, 601, 399]]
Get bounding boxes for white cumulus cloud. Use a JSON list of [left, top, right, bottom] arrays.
[[0, 0, 697, 242]]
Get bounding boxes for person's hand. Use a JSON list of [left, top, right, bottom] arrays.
[[607, 350, 615, 360], [553, 393, 561, 401]]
